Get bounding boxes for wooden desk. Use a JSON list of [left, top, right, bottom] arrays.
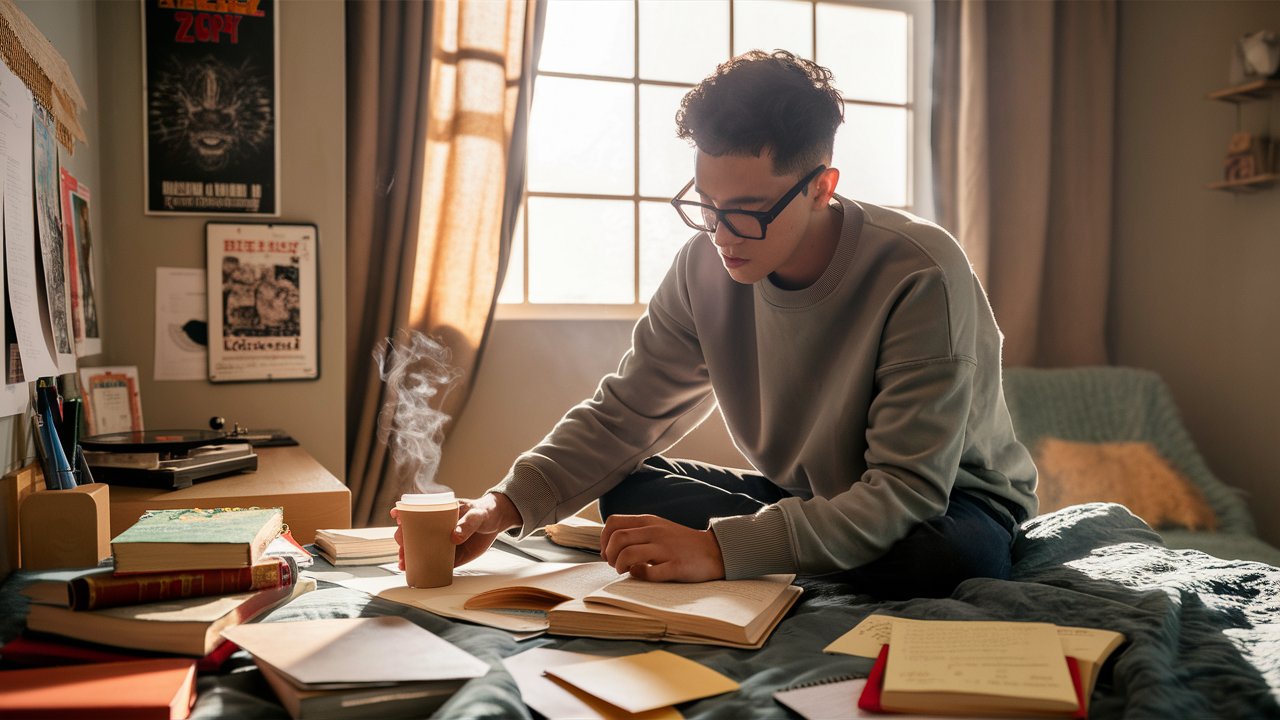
[[107, 446, 350, 544]]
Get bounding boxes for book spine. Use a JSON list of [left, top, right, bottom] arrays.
[[69, 556, 297, 610]]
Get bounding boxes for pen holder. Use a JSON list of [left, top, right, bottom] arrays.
[[20, 482, 111, 570]]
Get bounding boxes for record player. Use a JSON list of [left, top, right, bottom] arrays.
[[81, 428, 259, 490]]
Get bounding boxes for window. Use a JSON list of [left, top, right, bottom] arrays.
[[499, 0, 934, 317]]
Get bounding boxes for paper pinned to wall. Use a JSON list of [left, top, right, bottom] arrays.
[[0, 61, 56, 381], [154, 267, 207, 381]]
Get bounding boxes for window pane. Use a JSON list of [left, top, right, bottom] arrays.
[[733, 0, 813, 58], [639, 200, 697, 301], [639, 0, 729, 83], [639, 84, 695, 197], [538, 0, 635, 78], [527, 77, 635, 195], [833, 103, 908, 207], [528, 198, 635, 304], [816, 4, 908, 104], [498, 203, 525, 304]]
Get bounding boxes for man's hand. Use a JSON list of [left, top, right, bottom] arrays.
[[391, 492, 523, 570], [600, 514, 726, 583]]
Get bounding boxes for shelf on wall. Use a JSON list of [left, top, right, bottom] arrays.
[[1207, 79, 1280, 103], [1206, 173, 1279, 192]]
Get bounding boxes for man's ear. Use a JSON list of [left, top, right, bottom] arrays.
[[811, 167, 840, 207]]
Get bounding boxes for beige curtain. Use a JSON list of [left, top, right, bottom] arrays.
[[933, 0, 1116, 367], [346, 0, 542, 526]]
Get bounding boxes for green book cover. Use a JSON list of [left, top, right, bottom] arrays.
[[112, 507, 283, 545]]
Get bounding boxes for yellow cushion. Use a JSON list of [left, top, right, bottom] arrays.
[[1033, 438, 1219, 531]]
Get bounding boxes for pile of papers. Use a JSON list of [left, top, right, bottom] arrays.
[[222, 616, 488, 720], [314, 527, 399, 566]]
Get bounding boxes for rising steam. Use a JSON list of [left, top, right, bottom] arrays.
[[374, 330, 462, 493]]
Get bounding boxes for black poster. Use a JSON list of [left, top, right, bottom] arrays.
[[142, 0, 278, 215]]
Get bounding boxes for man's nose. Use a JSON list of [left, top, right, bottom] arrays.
[[711, 223, 744, 248]]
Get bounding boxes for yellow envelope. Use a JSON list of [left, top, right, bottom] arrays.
[[545, 650, 739, 714]]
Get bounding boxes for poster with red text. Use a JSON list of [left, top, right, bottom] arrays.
[[206, 223, 317, 382], [142, 0, 278, 215]]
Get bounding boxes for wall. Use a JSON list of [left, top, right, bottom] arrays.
[[96, 0, 346, 478], [1113, 1, 1280, 544], [436, 319, 745, 500], [0, 1, 103, 475]]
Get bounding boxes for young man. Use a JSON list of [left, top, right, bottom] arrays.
[[401, 50, 1038, 600]]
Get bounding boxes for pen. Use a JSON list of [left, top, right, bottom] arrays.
[[35, 390, 75, 490], [59, 397, 83, 480], [30, 412, 56, 491]]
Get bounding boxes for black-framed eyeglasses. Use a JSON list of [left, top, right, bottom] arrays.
[[670, 165, 826, 240]]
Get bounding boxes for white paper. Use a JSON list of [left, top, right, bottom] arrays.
[[0, 63, 56, 380], [154, 267, 207, 381], [221, 616, 489, 687]]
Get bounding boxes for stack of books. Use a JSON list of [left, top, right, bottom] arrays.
[[313, 526, 399, 566], [16, 506, 315, 662]]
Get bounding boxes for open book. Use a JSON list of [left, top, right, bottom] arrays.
[[339, 552, 800, 649]]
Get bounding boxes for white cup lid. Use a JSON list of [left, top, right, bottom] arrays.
[[399, 491, 456, 506]]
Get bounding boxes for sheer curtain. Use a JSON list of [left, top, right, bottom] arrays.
[[345, 0, 544, 526], [933, 0, 1117, 367]]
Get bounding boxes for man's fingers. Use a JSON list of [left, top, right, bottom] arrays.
[[613, 543, 662, 573], [602, 526, 654, 565], [389, 507, 400, 522], [600, 514, 658, 555], [453, 506, 487, 544]]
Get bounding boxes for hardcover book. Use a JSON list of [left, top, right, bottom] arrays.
[[25, 577, 315, 657], [65, 556, 297, 610], [0, 657, 196, 719], [111, 506, 284, 573]]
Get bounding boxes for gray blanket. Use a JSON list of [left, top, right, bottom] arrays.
[[7, 503, 1279, 719]]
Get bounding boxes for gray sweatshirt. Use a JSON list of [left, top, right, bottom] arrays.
[[493, 195, 1038, 579]]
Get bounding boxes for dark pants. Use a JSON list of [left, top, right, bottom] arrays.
[[599, 456, 1017, 600]]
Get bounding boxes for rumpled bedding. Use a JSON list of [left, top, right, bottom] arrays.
[[6, 502, 1278, 719]]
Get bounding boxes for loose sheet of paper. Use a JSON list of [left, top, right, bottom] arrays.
[[154, 267, 207, 381], [503, 648, 681, 720], [774, 678, 1028, 720], [221, 616, 488, 687], [0, 62, 56, 380], [546, 650, 738, 714]]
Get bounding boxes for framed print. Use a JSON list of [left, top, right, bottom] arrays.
[[206, 222, 318, 382], [141, 0, 279, 216], [78, 365, 145, 436]]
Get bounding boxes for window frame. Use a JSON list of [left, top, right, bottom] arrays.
[[498, 0, 934, 321]]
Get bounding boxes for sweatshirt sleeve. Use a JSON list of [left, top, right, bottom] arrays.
[[492, 250, 719, 537], [710, 266, 979, 578]]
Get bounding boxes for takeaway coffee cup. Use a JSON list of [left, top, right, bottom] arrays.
[[397, 491, 459, 588]]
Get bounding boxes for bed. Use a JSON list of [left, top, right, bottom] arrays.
[[2, 367, 1277, 718]]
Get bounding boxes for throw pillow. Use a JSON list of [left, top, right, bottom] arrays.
[[1032, 438, 1219, 531]]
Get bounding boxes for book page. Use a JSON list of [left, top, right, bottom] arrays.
[[503, 648, 680, 720], [587, 573, 794, 629], [884, 620, 1077, 707]]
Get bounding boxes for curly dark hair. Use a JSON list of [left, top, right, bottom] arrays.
[[676, 50, 844, 176]]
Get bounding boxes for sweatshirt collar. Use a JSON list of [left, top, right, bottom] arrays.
[[759, 194, 863, 309]]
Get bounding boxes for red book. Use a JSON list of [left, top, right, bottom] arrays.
[[68, 556, 297, 610], [0, 657, 196, 719], [857, 644, 1087, 718], [1, 633, 239, 674]]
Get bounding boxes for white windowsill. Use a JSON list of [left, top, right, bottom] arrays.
[[494, 303, 647, 322]]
